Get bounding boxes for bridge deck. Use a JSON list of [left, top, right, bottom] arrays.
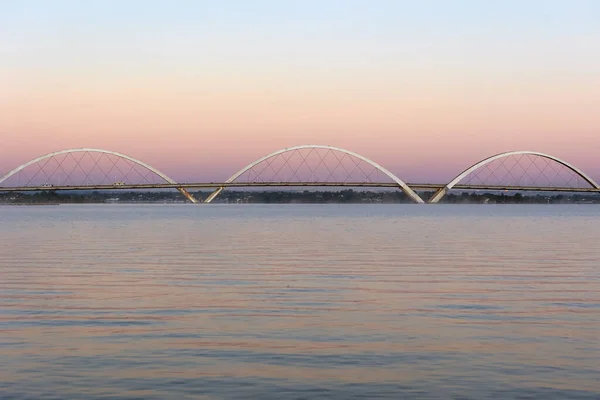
[[1, 182, 599, 193]]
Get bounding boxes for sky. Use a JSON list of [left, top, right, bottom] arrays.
[[1, 0, 599, 182]]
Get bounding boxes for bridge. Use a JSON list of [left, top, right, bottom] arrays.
[[1, 145, 598, 204]]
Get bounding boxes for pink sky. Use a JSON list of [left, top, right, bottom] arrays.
[[2, 69, 598, 183]]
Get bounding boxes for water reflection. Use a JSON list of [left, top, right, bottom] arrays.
[[1, 205, 599, 399]]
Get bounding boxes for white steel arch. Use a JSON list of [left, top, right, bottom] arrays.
[[429, 150, 600, 203], [0, 148, 198, 203], [204, 145, 425, 203]]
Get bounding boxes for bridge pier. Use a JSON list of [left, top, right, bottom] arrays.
[[204, 187, 225, 203], [428, 188, 447, 203], [177, 188, 198, 203]]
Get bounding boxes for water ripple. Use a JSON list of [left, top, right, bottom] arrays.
[[1, 204, 599, 399]]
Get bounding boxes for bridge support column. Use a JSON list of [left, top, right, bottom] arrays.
[[177, 188, 198, 203], [204, 187, 224, 203], [399, 185, 425, 203], [429, 187, 447, 203]]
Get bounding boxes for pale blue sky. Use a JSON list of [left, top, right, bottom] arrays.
[[2, 0, 599, 72]]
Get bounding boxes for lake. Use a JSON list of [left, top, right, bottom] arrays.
[[1, 204, 599, 399]]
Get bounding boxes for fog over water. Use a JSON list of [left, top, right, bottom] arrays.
[[1, 204, 599, 399]]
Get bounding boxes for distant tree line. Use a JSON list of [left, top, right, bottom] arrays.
[[1, 189, 599, 204]]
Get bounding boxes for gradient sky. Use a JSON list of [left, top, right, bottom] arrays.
[[1, 0, 599, 182]]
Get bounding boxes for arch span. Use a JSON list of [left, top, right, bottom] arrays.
[[429, 150, 599, 203], [0, 148, 198, 203], [204, 145, 424, 203]]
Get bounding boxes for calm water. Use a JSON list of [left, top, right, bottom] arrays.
[[1, 204, 599, 399]]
